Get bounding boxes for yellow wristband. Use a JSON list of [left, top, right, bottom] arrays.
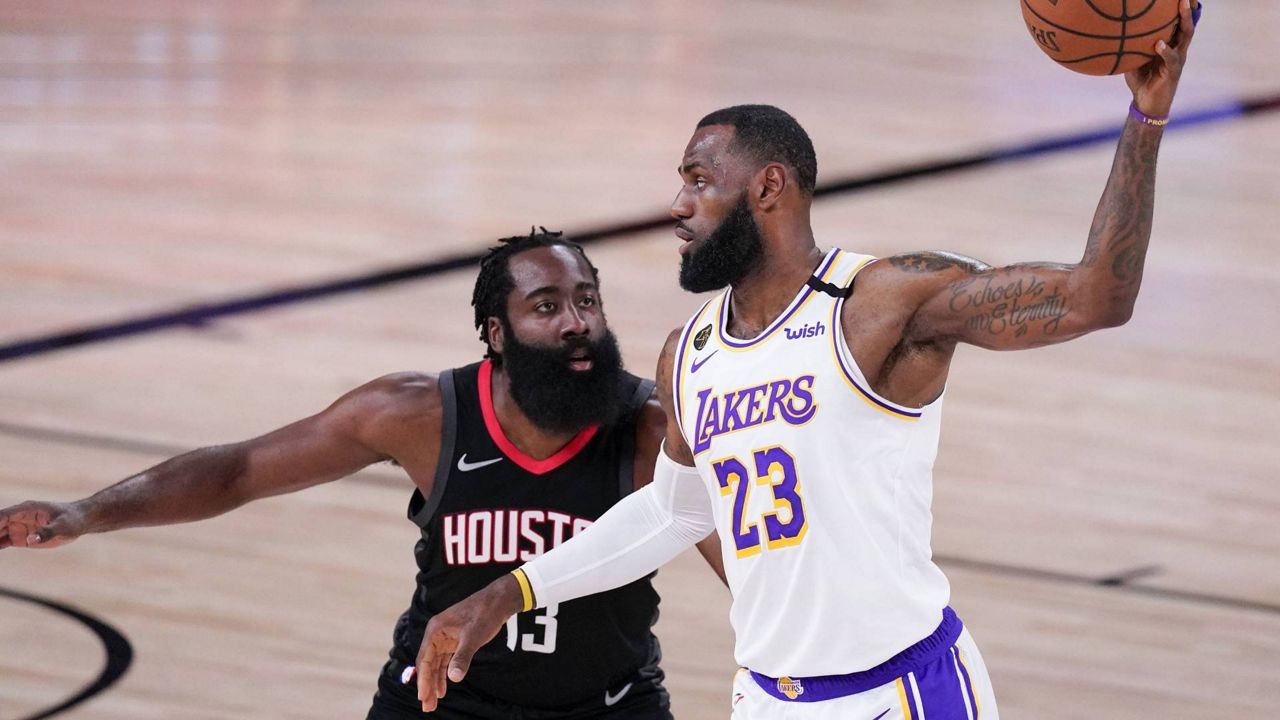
[[511, 568, 535, 612]]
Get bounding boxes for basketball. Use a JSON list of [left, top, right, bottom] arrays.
[[1022, 0, 1181, 75]]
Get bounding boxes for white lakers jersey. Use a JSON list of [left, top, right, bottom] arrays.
[[673, 248, 951, 676]]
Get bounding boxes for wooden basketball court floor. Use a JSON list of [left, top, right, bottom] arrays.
[[2, 2, 1278, 718]]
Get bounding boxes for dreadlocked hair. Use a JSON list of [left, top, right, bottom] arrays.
[[470, 227, 600, 364]]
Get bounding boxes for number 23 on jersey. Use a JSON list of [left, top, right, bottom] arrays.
[[712, 446, 807, 557]]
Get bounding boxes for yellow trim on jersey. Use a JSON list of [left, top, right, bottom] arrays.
[[511, 568, 535, 612], [715, 249, 844, 352], [896, 677, 914, 720]]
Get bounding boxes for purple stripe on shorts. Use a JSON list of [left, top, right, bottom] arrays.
[[748, 607, 962, 703], [910, 643, 973, 720]]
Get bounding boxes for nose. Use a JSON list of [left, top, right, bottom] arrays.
[[560, 305, 590, 339], [670, 187, 692, 221]]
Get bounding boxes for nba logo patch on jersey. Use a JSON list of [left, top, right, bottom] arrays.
[[776, 676, 804, 699], [693, 324, 712, 350]]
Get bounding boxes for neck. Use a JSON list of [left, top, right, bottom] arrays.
[[727, 226, 822, 338], [488, 363, 583, 459]]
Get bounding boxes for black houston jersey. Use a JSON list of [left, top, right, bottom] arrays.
[[386, 361, 661, 709]]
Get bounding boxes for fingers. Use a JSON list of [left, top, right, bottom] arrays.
[[416, 626, 457, 713], [415, 658, 440, 713], [447, 634, 480, 684], [1172, 0, 1197, 51], [2, 509, 33, 548], [1, 503, 38, 536], [0, 505, 75, 549]]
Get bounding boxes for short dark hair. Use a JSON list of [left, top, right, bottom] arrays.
[[470, 227, 599, 363], [697, 105, 817, 197]]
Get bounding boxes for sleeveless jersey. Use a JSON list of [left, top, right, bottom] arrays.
[[386, 360, 661, 709], [672, 248, 951, 677]]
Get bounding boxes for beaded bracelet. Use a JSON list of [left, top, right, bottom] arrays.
[[1129, 102, 1169, 127]]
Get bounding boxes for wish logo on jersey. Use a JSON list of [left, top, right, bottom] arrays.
[[783, 321, 825, 340], [689, 374, 818, 455]]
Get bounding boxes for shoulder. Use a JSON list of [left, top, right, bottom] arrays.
[[655, 327, 685, 396], [630, 387, 667, 488], [861, 251, 991, 284], [658, 327, 684, 371], [848, 251, 990, 309], [338, 372, 445, 444], [352, 371, 442, 412], [635, 392, 667, 444]]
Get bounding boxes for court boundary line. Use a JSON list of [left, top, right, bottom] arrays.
[[0, 585, 133, 720], [1, 93, 1277, 365]]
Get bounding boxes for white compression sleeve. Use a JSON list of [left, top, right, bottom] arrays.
[[521, 445, 715, 608]]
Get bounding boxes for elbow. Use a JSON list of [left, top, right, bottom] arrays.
[[1093, 302, 1135, 329]]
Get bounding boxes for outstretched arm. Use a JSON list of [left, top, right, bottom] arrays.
[[0, 374, 436, 549], [890, 1, 1197, 352]]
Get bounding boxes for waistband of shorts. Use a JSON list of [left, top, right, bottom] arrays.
[[747, 606, 962, 703]]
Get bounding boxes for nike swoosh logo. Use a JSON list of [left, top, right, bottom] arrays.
[[457, 454, 503, 472], [604, 682, 633, 707], [870, 709, 891, 720], [690, 350, 718, 374]]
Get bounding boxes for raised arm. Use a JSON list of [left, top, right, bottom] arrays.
[[0, 373, 440, 549], [886, 1, 1197, 352]]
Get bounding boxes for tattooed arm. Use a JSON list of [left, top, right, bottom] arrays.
[[887, 0, 1197, 352]]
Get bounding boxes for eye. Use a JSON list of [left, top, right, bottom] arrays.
[[694, 177, 707, 189], [579, 295, 597, 308], [535, 301, 556, 313]]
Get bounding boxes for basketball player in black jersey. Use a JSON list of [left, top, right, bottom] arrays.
[[0, 230, 725, 719]]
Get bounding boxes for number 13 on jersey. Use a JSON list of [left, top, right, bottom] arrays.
[[713, 446, 807, 557]]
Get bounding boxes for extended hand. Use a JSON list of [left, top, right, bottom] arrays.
[[1127, 0, 1199, 117], [0, 501, 84, 549], [415, 574, 524, 712]]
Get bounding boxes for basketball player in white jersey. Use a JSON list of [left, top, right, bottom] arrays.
[[416, 4, 1198, 717]]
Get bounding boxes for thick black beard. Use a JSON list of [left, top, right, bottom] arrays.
[[678, 193, 765, 293], [499, 325, 626, 434]]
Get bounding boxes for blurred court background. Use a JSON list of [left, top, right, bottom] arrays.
[[2, 2, 1278, 718]]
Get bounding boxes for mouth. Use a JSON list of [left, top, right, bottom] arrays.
[[675, 227, 697, 255], [567, 348, 593, 372]]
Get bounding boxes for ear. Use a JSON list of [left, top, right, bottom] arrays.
[[487, 317, 506, 355], [754, 163, 788, 210]]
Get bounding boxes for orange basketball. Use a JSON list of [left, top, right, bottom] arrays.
[[1022, 0, 1181, 76]]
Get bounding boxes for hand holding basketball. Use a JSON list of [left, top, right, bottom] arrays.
[[1127, 0, 1199, 117]]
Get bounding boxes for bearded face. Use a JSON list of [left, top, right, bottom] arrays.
[[678, 192, 765, 293], [498, 321, 626, 433]]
